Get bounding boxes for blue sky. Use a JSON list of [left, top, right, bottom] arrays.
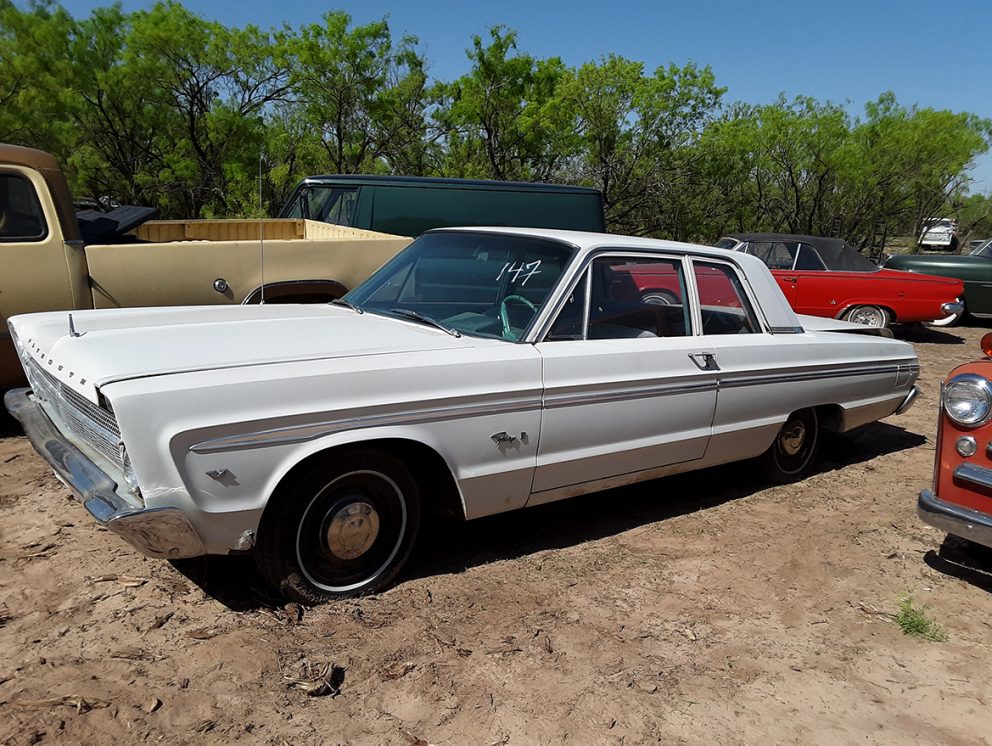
[[59, 0, 992, 190]]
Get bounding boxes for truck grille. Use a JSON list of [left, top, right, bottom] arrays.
[[24, 356, 125, 472]]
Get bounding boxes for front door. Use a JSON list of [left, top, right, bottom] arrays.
[[531, 253, 719, 501]]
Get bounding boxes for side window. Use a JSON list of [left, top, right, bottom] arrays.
[[547, 270, 589, 340], [694, 262, 760, 335], [586, 256, 689, 339], [794, 243, 826, 270], [0, 173, 46, 241], [746, 241, 798, 270]]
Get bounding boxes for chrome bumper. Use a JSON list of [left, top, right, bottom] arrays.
[[918, 488, 992, 550], [895, 386, 919, 415], [940, 301, 965, 316], [4, 388, 205, 559]]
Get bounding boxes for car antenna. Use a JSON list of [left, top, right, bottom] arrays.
[[258, 149, 266, 304]]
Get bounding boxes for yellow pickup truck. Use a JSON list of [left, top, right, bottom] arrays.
[[0, 144, 412, 386]]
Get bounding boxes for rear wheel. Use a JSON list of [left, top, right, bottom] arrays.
[[254, 449, 420, 603], [843, 305, 890, 328], [759, 408, 820, 483]]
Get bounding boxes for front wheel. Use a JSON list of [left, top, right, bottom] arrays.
[[254, 449, 420, 603], [759, 408, 820, 484], [843, 305, 890, 328]]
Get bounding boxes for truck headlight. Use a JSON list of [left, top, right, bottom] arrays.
[[943, 374, 992, 426]]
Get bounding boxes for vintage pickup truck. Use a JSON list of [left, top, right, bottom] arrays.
[[0, 144, 418, 387]]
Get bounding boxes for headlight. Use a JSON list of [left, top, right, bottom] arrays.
[[943, 374, 992, 426]]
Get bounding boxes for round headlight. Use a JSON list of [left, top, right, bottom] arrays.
[[943, 374, 992, 426]]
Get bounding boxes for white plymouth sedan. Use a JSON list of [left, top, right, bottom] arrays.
[[5, 228, 919, 602]]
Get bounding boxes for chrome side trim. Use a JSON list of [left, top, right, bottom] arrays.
[[918, 488, 992, 550], [190, 394, 543, 454], [721, 359, 918, 389], [769, 326, 804, 334], [953, 462, 992, 491], [544, 379, 717, 409], [5, 388, 205, 559], [188, 358, 918, 454]]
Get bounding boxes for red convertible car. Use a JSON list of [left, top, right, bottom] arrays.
[[715, 233, 963, 328]]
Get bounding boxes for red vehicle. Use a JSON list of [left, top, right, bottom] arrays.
[[716, 233, 963, 328], [919, 333, 992, 550]]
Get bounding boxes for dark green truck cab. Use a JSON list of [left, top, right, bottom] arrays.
[[884, 243, 992, 325], [279, 175, 606, 236]]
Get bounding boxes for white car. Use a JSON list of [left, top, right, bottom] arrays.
[[919, 217, 959, 251], [5, 228, 920, 602]]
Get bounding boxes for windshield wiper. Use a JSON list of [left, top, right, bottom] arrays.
[[330, 298, 363, 314], [387, 308, 461, 337]]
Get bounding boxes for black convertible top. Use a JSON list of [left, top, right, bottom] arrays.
[[727, 233, 878, 272]]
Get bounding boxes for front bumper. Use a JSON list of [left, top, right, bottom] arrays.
[[940, 302, 965, 317], [895, 386, 919, 415], [918, 487, 992, 550], [5, 388, 205, 559]]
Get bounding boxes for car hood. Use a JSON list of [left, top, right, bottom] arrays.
[[8, 305, 473, 403]]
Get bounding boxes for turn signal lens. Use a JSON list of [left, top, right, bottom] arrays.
[[956, 436, 978, 457], [982, 332, 992, 357]]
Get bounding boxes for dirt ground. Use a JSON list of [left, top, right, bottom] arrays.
[[2, 325, 992, 745]]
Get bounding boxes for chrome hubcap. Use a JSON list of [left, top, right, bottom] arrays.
[[780, 421, 806, 455], [326, 501, 380, 559]]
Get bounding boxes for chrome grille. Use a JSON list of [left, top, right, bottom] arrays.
[[24, 355, 125, 472]]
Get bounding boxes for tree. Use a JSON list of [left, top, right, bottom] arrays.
[[434, 27, 577, 181]]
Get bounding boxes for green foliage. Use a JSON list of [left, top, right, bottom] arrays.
[[895, 595, 948, 642], [1, 1, 989, 235]]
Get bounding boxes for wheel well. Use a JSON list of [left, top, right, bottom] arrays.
[[260, 439, 465, 531], [242, 279, 348, 305], [815, 404, 843, 433]]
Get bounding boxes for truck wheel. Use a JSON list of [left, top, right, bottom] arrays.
[[254, 449, 420, 603], [843, 305, 889, 328], [759, 408, 820, 484]]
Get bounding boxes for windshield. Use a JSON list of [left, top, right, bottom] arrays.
[[971, 240, 992, 258], [344, 231, 575, 341], [713, 237, 740, 250]]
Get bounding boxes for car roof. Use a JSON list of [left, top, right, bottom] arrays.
[[297, 174, 601, 195], [431, 226, 743, 259], [426, 227, 804, 331], [725, 232, 878, 272]]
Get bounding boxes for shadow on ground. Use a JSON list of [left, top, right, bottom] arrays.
[[895, 325, 967, 345], [924, 536, 992, 594], [170, 419, 927, 609]]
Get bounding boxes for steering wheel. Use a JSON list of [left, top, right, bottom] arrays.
[[499, 294, 538, 338]]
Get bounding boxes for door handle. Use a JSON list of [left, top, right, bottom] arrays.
[[688, 352, 719, 371], [781, 276, 798, 283]]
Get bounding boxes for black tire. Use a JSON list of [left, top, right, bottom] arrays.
[[759, 408, 820, 484], [843, 305, 890, 328], [254, 448, 420, 603]]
